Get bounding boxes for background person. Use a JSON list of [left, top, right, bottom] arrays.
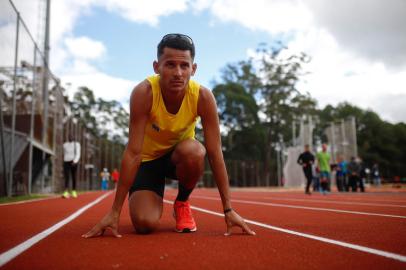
[[372, 162, 381, 186], [347, 156, 361, 192], [336, 155, 347, 192], [62, 134, 81, 198], [297, 144, 315, 195], [100, 168, 110, 191], [111, 168, 120, 189], [358, 157, 366, 192], [312, 165, 320, 192], [316, 143, 331, 194]]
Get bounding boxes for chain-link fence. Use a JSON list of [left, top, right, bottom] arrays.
[[0, 1, 139, 197], [200, 159, 269, 188], [0, 0, 64, 196]]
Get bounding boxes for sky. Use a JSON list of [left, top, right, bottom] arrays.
[[1, 0, 406, 123]]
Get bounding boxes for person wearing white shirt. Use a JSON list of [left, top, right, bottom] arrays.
[[62, 134, 81, 198]]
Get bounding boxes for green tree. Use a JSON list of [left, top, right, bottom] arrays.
[[213, 81, 264, 161], [213, 82, 259, 129], [70, 87, 129, 141], [70, 86, 98, 135], [97, 98, 130, 139]]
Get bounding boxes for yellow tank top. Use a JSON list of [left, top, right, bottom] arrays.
[[141, 75, 200, 161]]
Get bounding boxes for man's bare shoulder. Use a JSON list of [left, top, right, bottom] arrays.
[[130, 79, 152, 112], [131, 79, 152, 98], [197, 85, 216, 116], [198, 85, 214, 102]]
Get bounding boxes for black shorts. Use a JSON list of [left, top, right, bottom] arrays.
[[129, 151, 177, 198]]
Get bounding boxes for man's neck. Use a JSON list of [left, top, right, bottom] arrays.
[[161, 88, 185, 114]]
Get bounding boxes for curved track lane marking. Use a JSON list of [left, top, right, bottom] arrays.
[[163, 199, 406, 263], [0, 191, 112, 267], [191, 195, 406, 219]]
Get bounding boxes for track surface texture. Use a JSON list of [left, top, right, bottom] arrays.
[[1, 187, 405, 269]]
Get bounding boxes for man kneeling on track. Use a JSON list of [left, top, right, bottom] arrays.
[[82, 33, 255, 237]]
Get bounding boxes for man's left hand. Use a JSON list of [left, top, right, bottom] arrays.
[[224, 210, 256, 236]]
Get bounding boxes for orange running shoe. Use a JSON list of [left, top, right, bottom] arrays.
[[173, 200, 197, 233]]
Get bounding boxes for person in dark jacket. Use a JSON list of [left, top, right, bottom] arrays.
[[347, 156, 361, 192], [358, 157, 366, 192], [297, 144, 315, 195]]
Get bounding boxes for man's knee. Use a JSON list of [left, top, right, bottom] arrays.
[[128, 191, 163, 234], [130, 213, 160, 234], [173, 140, 206, 165]]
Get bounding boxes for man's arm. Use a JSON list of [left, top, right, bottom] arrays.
[[73, 142, 81, 164], [82, 80, 152, 238], [197, 86, 255, 236], [197, 86, 230, 210], [310, 153, 315, 164], [297, 154, 303, 165], [110, 80, 151, 214]]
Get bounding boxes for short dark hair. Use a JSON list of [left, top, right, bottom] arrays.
[[157, 33, 195, 60]]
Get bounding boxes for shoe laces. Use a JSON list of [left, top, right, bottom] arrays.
[[175, 201, 192, 220]]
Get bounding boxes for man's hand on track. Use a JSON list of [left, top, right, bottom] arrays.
[[224, 210, 256, 236], [82, 211, 122, 238]]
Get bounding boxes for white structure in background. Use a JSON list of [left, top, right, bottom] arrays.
[[283, 147, 305, 187], [324, 117, 358, 163], [283, 116, 314, 187]]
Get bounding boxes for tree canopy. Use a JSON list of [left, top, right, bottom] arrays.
[[70, 86, 129, 143]]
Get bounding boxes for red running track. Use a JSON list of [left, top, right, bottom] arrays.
[[0, 188, 405, 269]]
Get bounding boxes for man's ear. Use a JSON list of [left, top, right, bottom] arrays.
[[191, 63, 197, 76], [153, 60, 159, 74]]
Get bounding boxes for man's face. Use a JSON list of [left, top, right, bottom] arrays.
[[153, 47, 197, 94]]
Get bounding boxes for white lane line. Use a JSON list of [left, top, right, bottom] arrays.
[[167, 191, 406, 208], [163, 199, 406, 263], [258, 197, 406, 208], [0, 192, 112, 267], [229, 191, 406, 206], [190, 195, 406, 219]]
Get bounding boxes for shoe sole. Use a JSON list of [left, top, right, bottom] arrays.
[[174, 227, 197, 233]]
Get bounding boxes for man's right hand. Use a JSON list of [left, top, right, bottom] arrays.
[[82, 210, 122, 238]]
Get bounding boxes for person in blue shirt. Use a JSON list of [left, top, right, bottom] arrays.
[[336, 156, 348, 192]]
